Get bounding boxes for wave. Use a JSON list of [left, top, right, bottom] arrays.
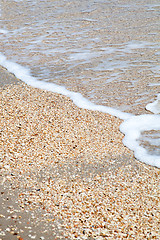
[[0, 52, 160, 168]]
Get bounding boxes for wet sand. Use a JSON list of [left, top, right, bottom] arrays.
[[0, 69, 159, 239], [0, 66, 20, 87]]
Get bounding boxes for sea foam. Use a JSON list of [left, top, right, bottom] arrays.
[[120, 115, 160, 168], [0, 53, 131, 120], [146, 95, 160, 114], [0, 52, 159, 168]]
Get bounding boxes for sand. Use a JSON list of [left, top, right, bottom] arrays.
[[0, 68, 159, 239]]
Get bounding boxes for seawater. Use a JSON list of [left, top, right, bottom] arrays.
[[0, 0, 160, 167]]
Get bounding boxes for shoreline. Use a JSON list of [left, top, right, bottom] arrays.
[[0, 69, 159, 239]]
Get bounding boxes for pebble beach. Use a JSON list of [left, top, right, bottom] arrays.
[[0, 68, 159, 239]]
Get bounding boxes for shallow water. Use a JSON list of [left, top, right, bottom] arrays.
[[0, 0, 160, 166], [0, 0, 160, 113]]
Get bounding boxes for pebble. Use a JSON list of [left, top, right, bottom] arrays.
[[5, 227, 10, 232], [28, 234, 36, 239], [0, 231, 5, 236]]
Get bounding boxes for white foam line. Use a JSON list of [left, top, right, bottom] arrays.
[[0, 53, 132, 120], [0, 53, 160, 168], [120, 115, 160, 168]]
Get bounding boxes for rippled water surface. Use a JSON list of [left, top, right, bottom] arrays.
[[0, 0, 159, 114]]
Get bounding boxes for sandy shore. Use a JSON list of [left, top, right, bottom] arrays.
[[0, 70, 159, 239]]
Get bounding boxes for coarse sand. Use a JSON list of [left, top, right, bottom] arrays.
[[0, 75, 159, 239]]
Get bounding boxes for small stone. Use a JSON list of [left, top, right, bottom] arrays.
[[17, 237, 23, 240], [40, 237, 45, 240], [0, 231, 5, 236], [4, 165, 10, 169], [100, 229, 109, 237], [5, 228, 10, 232], [28, 234, 36, 239]]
